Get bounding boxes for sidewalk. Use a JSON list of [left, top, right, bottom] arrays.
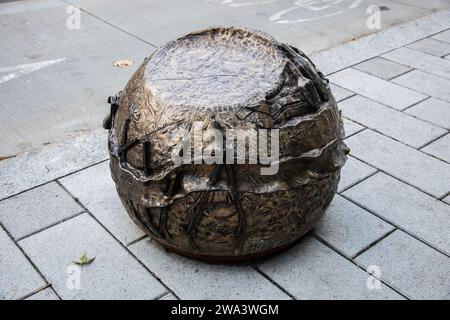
[[1, 7, 450, 300]]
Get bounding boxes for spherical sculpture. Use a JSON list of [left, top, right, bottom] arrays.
[[104, 27, 349, 262]]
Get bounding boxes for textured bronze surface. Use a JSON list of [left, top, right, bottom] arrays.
[[104, 27, 349, 262]]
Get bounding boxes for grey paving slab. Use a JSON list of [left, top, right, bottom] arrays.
[[383, 47, 450, 80], [344, 172, 450, 256], [258, 236, 403, 300], [0, 227, 45, 300], [338, 155, 377, 193], [19, 213, 167, 300], [355, 230, 450, 300], [346, 130, 450, 198], [0, 182, 83, 240], [353, 57, 411, 80], [0, 0, 154, 157], [328, 68, 427, 110], [330, 83, 354, 102], [59, 161, 145, 246], [339, 95, 446, 148], [421, 134, 450, 163], [432, 29, 450, 43], [343, 118, 364, 138], [314, 9, 450, 75], [392, 70, 450, 102], [26, 287, 59, 300], [405, 97, 450, 129], [314, 195, 394, 259], [0, 128, 108, 200], [407, 38, 450, 57], [129, 238, 289, 300]]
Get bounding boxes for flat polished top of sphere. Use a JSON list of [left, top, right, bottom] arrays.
[[145, 27, 287, 109]]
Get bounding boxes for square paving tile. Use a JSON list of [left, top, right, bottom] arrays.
[[405, 97, 450, 130], [315, 195, 394, 258], [329, 68, 427, 110], [346, 130, 450, 198], [129, 238, 290, 300], [392, 70, 450, 102], [353, 57, 411, 80], [407, 38, 450, 57], [0, 182, 83, 240], [258, 236, 403, 300], [0, 226, 45, 300], [355, 230, 450, 300], [344, 172, 450, 256], [339, 95, 446, 148], [59, 161, 145, 246], [19, 213, 167, 300], [338, 155, 377, 193]]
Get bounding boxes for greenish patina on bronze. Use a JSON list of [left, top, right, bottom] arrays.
[[104, 27, 349, 262]]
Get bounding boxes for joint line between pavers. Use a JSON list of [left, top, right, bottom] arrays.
[[400, 95, 432, 112], [339, 193, 450, 259], [0, 222, 51, 298], [251, 265, 296, 300], [311, 233, 409, 300], [344, 127, 367, 140], [323, 26, 450, 77], [337, 168, 379, 194], [54, 180, 180, 300], [0, 158, 109, 203], [348, 125, 449, 166], [126, 234, 149, 248], [14, 210, 86, 243], [348, 151, 449, 201], [418, 132, 450, 156], [351, 228, 397, 260]]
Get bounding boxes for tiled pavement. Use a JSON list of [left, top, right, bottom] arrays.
[[1, 14, 450, 300]]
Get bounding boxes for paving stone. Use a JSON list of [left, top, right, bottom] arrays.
[[0, 128, 108, 200], [26, 287, 59, 300], [314, 195, 394, 259], [392, 70, 450, 102], [159, 293, 178, 300], [432, 29, 450, 43], [407, 38, 450, 57], [346, 130, 450, 198], [0, 227, 45, 300], [258, 236, 403, 300], [383, 47, 450, 80], [344, 172, 450, 256], [129, 238, 289, 300], [329, 68, 427, 110], [338, 155, 377, 193], [59, 162, 145, 246], [355, 230, 450, 299], [353, 57, 411, 80], [405, 97, 450, 129], [330, 83, 354, 102], [19, 214, 167, 300], [0, 182, 83, 240], [339, 95, 446, 148], [422, 134, 450, 163], [343, 118, 364, 138]]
